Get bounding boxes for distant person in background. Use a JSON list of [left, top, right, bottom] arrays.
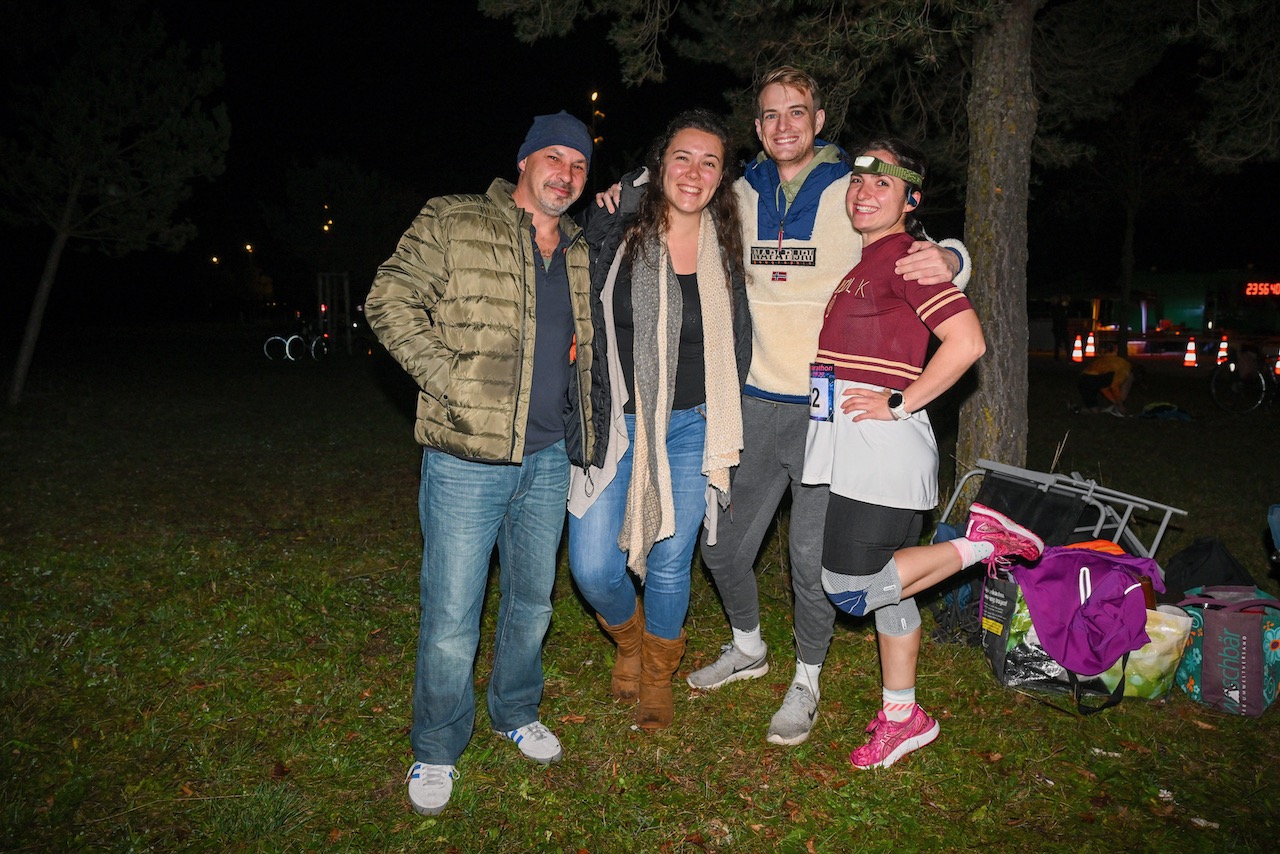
[[1051, 298, 1069, 360], [1078, 342, 1133, 416]]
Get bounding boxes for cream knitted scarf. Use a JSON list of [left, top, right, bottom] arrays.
[[619, 208, 742, 580]]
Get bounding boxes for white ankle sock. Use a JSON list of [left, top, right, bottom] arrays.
[[948, 537, 995, 568], [794, 660, 823, 700], [883, 686, 916, 722], [732, 626, 765, 657]]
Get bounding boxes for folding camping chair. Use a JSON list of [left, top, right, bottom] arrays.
[[930, 458, 1188, 644]]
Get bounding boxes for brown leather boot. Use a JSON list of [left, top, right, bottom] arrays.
[[636, 630, 686, 731], [596, 602, 644, 702]]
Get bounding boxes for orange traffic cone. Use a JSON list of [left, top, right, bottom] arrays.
[[1216, 335, 1229, 365], [1071, 335, 1084, 363], [1274, 353, 1280, 377], [1183, 337, 1197, 368], [1085, 333, 1096, 358]]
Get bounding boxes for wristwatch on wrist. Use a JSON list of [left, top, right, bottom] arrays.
[[887, 391, 911, 421]]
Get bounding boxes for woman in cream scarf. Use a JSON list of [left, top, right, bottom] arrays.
[[568, 110, 750, 731]]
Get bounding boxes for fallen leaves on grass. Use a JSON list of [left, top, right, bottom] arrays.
[[665, 832, 708, 851]]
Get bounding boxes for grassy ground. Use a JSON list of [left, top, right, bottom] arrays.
[[2, 324, 1278, 852]]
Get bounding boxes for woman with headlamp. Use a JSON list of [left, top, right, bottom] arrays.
[[803, 139, 1042, 769]]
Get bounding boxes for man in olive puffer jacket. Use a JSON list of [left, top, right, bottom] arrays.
[[366, 111, 598, 817]]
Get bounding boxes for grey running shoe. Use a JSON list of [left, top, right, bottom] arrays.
[[766, 683, 819, 746], [685, 642, 768, 690]]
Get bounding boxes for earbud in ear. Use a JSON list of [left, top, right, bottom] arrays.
[[906, 193, 918, 207]]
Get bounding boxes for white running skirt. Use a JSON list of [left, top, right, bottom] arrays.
[[802, 379, 940, 511]]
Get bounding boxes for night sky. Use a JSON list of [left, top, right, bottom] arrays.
[[178, 3, 659, 195], [4, 1, 740, 327], [175, 1, 737, 240], [6, 1, 1280, 330]]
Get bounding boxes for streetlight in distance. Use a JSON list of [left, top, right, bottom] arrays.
[[589, 91, 605, 191], [590, 91, 605, 146]]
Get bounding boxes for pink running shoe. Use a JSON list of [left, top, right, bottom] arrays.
[[965, 502, 1045, 571], [850, 705, 940, 769]]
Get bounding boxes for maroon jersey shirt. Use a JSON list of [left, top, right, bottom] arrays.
[[815, 232, 972, 388]]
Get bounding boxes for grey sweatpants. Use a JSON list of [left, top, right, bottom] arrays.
[[700, 394, 835, 665]]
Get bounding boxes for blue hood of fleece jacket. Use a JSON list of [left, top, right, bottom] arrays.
[[742, 139, 850, 242]]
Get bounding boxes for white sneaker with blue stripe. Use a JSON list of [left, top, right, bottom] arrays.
[[499, 721, 563, 764], [406, 762, 457, 816]]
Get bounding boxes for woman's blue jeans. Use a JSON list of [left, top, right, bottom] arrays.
[[410, 441, 569, 765], [568, 407, 708, 639]]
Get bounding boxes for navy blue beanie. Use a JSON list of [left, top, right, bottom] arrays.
[[517, 111, 593, 168]]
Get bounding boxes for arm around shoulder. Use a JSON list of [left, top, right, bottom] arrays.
[[937, 238, 971, 290], [897, 236, 970, 288]]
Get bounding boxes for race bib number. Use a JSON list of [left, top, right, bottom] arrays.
[[809, 363, 835, 422]]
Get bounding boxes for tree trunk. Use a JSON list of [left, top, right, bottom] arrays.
[[8, 227, 71, 407], [956, 0, 1044, 480], [9, 181, 80, 407]]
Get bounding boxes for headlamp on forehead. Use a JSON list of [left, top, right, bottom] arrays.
[[851, 155, 923, 189]]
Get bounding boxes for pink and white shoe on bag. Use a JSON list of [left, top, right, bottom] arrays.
[[965, 503, 1045, 571]]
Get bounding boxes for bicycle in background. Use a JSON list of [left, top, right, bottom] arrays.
[[264, 322, 330, 362], [1210, 344, 1277, 413]]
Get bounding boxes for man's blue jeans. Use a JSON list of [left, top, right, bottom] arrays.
[[568, 407, 708, 639], [410, 441, 570, 765]]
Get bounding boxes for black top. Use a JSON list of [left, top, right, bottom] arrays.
[[613, 262, 706, 414]]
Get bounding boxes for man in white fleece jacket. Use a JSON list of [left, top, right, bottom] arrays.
[[687, 66, 970, 748]]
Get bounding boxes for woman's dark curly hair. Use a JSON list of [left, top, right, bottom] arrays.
[[623, 109, 744, 287]]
